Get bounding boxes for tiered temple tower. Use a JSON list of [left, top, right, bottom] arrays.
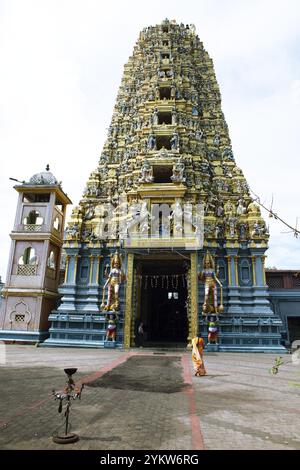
[[0, 167, 71, 343], [45, 19, 285, 352]]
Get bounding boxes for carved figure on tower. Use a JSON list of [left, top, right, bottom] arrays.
[[139, 160, 154, 183], [171, 157, 186, 183], [101, 251, 125, 311], [198, 251, 224, 316]]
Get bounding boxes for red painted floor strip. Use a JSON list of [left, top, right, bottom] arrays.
[[78, 352, 135, 385], [182, 354, 206, 451]]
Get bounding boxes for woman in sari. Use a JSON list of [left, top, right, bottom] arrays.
[[192, 337, 207, 376]]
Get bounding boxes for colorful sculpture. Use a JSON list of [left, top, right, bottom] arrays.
[[105, 313, 118, 341], [207, 314, 219, 344], [198, 251, 224, 316], [101, 251, 125, 311]]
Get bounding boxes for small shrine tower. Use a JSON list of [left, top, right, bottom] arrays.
[[0, 167, 72, 343]]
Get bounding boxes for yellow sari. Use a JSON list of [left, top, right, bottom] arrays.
[[192, 337, 206, 376]]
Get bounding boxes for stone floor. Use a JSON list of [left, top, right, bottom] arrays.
[[0, 344, 299, 450]]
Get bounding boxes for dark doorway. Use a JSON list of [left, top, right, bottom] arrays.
[[153, 165, 173, 183], [138, 259, 188, 346], [156, 135, 171, 150], [159, 87, 171, 100], [288, 317, 300, 345], [158, 112, 172, 125]]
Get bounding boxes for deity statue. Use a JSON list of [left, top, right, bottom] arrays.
[[195, 129, 203, 141], [105, 313, 118, 342], [83, 204, 95, 221], [251, 220, 267, 237], [224, 199, 236, 217], [152, 107, 159, 125], [227, 216, 238, 238], [205, 193, 217, 215], [222, 148, 234, 161], [139, 160, 154, 183], [239, 223, 248, 239], [170, 131, 179, 150], [236, 199, 247, 216], [222, 163, 232, 178], [198, 251, 224, 316], [215, 203, 224, 218], [139, 201, 153, 235], [101, 251, 125, 312], [169, 199, 183, 236], [171, 157, 186, 182], [147, 133, 157, 150], [215, 223, 224, 239], [247, 201, 261, 216], [171, 106, 177, 125], [207, 314, 219, 344], [213, 132, 221, 146], [65, 223, 80, 240]]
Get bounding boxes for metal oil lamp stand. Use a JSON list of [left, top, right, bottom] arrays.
[[52, 368, 84, 444]]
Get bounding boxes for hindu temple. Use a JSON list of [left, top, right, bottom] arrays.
[[1, 20, 286, 352]]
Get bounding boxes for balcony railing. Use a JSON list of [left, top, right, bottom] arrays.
[[16, 224, 46, 233], [17, 265, 37, 276]]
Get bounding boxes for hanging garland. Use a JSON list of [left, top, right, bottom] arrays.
[[140, 274, 187, 289]]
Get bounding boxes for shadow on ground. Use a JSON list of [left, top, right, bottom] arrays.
[[86, 356, 188, 394]]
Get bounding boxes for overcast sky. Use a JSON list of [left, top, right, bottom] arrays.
[[0, 0, 299, 279]]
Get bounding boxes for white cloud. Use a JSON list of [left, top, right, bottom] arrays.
[[0, 0, 299, 279]]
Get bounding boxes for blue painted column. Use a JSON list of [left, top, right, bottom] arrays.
[[57, 249, 80, 312], [85, 252, 103, 312], [250, 249, 274, 315], [226, 249, 242, 314]]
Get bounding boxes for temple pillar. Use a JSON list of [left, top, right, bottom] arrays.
[[124, 253, 134, 348], [84, 253, 103, 312], [188, 252, 199, 343], [225, 249, 241, 314], [249, 249, 274, 315]]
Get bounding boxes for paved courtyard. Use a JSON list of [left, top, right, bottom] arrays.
[[0, 345, 299, 450]]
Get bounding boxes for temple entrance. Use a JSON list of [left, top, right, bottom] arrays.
[[288, 317, 300, 345], [137, 258, 188, 346]]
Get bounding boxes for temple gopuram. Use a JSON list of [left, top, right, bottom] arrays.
[[43, 19, 285, 352]]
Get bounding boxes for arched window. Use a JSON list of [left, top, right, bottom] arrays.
[[47, 250, 56, 270], [80, 259, 89, 280], [240, 260, 251, 285], [18, 247, 37, 266], [53, 216, 61, 231], [24, 210, 43, 226], [217, 261, 226, 283]]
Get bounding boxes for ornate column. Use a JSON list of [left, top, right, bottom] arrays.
[[64, 255, 70, 284], [234, 256, 239, 286], [86, 253, 102, 313], [251, 256, 257, 286], [95, 255, 102, 285], [250, 249, 274, 315], [89, 255, 95, 285], [189, 252, 198, 342], [225, 249, 241, 314], [124, 253, 134, 348], [261, 255, 267, 286], [73, 255, 80, 284], [226, 255, 232, 286]]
